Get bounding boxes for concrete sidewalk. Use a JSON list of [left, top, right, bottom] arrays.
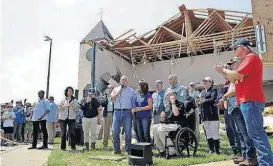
[[1, 143, 52, 166], [193, 160, 235, 166]]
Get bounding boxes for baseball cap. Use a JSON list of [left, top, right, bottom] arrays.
[[189, 82, 195, 86], [230, 38, 251, 50], [88, 88, 95, 94], [203, 77, 213, 82]]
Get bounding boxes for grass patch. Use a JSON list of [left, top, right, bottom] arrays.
[[46, 130, 273, 166], [47, 133, 235, 166]]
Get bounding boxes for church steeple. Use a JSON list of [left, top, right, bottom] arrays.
[[80, 21, 114, 44]]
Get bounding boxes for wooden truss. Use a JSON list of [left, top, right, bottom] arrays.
[[104, 4, 254, 62]]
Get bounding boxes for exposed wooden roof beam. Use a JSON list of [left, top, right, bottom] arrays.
[[215, 11, 233, 31], [148, 27, 162, 44], [161, 25, 182, 39], [191, 10, 217, 37]]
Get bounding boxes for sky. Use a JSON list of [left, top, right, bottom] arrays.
[[0, 0, 252, 103]]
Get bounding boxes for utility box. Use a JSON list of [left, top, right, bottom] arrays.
[[252, 0, 273, 66]]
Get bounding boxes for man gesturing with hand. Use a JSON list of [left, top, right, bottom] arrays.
[[80, 88, 100, 150]]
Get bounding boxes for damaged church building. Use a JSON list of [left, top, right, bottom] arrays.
[[78, 4, 273, 103]]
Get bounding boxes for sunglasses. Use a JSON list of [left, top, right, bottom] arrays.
[[234, 45, 244, 52]]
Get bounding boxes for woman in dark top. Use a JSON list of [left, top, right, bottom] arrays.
[[133, 81, 153, 143], [199, 77, 220, 154]]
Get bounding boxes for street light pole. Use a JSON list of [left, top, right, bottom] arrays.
[[91, 42, 96, 89], [44, 36, 52, 99]]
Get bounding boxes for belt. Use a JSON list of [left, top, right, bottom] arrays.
[[114, 109, 131, 111]]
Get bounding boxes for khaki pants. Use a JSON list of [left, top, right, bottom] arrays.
[[82, 117, 97, 143], [102, 112, 113, 146], [152, 123, 180, 155], [195, 108, 200, 141], [46, 122, 56, 143]]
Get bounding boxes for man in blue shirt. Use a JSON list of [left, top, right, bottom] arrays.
[[164, 75, 189, 119], [111, 75, 135, 154], [46, 96, 59, 144], [152, 80, 165, 124], [13, 101, 25, 141], [28, 90, 50, 150]]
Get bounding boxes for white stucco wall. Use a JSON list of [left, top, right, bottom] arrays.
[[78, 44, 134, 100]]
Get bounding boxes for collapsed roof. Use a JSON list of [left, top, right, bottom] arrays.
[[103, 4, 254, 63]]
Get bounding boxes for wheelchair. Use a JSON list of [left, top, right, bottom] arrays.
[[162, 108, 199, 159]]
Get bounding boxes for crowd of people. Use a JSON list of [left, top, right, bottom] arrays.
[[1, 38, 273, 166]]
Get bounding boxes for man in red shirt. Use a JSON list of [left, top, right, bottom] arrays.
[[214, 38, 273, 166]]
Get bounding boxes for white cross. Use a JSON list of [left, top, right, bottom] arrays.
[[98, 8, 105, 21]]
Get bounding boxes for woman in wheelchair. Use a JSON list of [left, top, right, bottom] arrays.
[[152, 91, 197, 158]]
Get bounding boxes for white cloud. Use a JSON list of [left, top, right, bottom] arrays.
[[53, 0, 77, 6], [0, 41, 78, 104]]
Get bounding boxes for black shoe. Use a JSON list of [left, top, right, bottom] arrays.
[[207, 139, 215, 153], [28, 146, 37, 150], [155, 151, 166, 158], [213, 139, 221, 155], [169, 154, 178, 158], [113, 151, 121, 155], [91, 142, 96, 150], [37, 146, 48, 149], [61, 148, 66, 151]]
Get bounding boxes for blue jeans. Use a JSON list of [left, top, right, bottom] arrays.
[[112, 110, 132, 152], [224, 110, 241, 150], [240, 102, 273, 165], [231, 107, 256, 159], [14, 122, 23, 141], [136, 118, 151, 143]]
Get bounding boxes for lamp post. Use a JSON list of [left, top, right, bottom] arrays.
[[91, 42, 96, 89], [44, 36, 52, 99]]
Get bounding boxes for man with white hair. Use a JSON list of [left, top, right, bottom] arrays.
[[111, 75, 135, 154], [164, 75, 189, 118], [152, 80, 165, 124]]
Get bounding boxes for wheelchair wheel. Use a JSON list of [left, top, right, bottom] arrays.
[[175, 127, 198, 157]]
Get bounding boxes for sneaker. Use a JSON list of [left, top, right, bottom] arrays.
[[28, 146, 37, 150], [37, 146, 48, 149], [238, 158, 258, 166], [233, 156, 244, 164]]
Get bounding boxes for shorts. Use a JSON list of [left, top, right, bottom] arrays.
[[3, 127, 14, 134]]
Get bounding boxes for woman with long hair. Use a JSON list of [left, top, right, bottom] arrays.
[[133, 81, 153, 143], [199, 77, 220, 154], [59, 86, 79, 152]]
